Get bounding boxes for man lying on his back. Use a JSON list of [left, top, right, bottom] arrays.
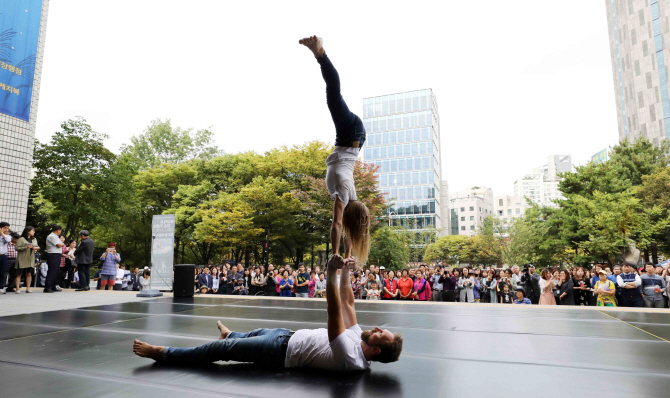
[[133, 254, 403, 371]]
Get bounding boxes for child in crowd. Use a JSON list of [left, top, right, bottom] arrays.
[[366, 281, 381, 300], [500, 284, 513, 304]]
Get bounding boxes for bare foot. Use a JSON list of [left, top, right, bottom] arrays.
[[299, 35, 324, 58], [217, 321, 231, 340], [133, 339, 164, 361]]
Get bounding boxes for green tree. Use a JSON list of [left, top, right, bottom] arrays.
[[32, 117, 127, 239], [424, 235, 471, 265], [368, 227, 410, 270], [121, 118, 220, 170]]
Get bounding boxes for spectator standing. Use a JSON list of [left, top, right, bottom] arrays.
[[114, 264, 126, 291], [99, 243, 121, 291], [279, 270, 293, 297], [430, 267, 443, 302], [439, 268, 458, 302], [383, 270, 398, 300], [594, 270, 617, 307], [557, 270, 575, 305], [74, 231, 94, 291], [45, 225, 65, 293], [521, 265, 541, 304], [14, 226, 39, 293], [366, 281, 381, 300], [511, 265, 521, 287], [412, 270, 428, 301], [513, 287, 532, 304], [640, 263, 666, 308], [263, 269, 277, 296], [499, 269, 517, 292], [538, 269, 556, 305], [198, 267, 213, 294], [308, 271, 316, 298], [484, 270, 498, 304], [139, 269, 151, 290], [351, 272, 361, 299], [499, 284, 513, 304], [129, 267, 140, 291], [57, 235, 70, 288], [398, 269, 413, 300], [251, 267, 264, 296], [458, 268, 476, 303], [63, 240, 77, 289], [617, 262, 643, 307], [314, 272, 327, 298], [295, 263, 310, 298], [211, 267, 220, 294], [0, 222, 12, 293], [2, 232, 19, 293], [572, 267, 591, 306]]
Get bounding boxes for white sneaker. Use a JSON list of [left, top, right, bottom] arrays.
[[0, 288, 5, 294], [15, 289, 20, 294], [54, 286, 62, 291]]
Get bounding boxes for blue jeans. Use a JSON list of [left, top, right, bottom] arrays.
[[317, 53, 366, 148], [163, 328, 292, 367]]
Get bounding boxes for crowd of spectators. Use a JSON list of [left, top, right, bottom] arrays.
[[190, 260, 670, 309]]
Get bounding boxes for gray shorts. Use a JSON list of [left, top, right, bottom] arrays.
[[296, 293, 309, 298], [100, 274, 115, 281]]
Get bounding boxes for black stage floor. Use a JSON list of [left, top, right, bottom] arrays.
[[1, 295, 670, 398]]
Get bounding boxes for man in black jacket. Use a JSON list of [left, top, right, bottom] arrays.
[[521, 264, 541, 304], [74, 230, 95, 292]]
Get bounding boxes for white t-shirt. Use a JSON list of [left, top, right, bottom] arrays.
[[115, 268, 125, 283], [325, 147, 360, 207], [284, 324, 370, 371]]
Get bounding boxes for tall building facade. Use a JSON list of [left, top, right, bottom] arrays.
[[605, 0, 670, 145], [362, 89, 444, 231], [494, 195, 530, 225], [449, 187, 494, 236], [0, 1, 49, 231], [514, 155, 572, 207]]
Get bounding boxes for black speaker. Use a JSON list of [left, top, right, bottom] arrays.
[[173, 264, 195, 298]]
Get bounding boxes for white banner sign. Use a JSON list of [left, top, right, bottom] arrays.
[[150, 214, 175, 291]]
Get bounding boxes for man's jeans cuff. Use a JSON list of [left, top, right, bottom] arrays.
[[161, 347, 171, 362]]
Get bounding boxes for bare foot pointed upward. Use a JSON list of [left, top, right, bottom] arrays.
[[217, 320, 231, 340], [299, 35, 324, 58]]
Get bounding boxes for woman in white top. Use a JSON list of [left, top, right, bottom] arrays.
[[211, 267, 220, 294], [139, 270, 151, 291], [300, 36, 370, 267]]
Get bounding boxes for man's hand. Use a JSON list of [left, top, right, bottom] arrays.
[[327, 254, 347, 270]]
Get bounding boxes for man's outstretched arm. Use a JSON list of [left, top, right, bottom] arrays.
[[330, 197, 345, 256], [326, 255, 346, 342], [339, 259, 357, 329]]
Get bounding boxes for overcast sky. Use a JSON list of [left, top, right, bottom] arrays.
[[35, 0, 617, 197]]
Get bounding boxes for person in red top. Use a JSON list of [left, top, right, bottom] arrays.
[[383, 270, 398, 300], [398, 269, 414, 301]]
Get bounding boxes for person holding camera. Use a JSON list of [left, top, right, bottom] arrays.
[[99, 243, 121, 291], [0, 222, 14, 294], [458, 268, 477, 303], [520, 265, 541, 304], [45, 224, 66, 293]]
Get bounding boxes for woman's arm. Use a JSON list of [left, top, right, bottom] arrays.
[[330, 197, 346, 257]]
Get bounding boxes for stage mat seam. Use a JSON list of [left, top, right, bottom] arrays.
[[596, 310, 670, 345]]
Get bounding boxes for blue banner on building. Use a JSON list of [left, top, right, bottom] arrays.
[[0, 0, 43, 122]]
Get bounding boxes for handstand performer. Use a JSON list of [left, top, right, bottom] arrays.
[[299, 35, 370, 266], [133, 255, 403, 370]]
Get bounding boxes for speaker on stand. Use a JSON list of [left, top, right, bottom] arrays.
[[173, 264, 195, 298]]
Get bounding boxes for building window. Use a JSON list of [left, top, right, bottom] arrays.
[[498, 210, 503, 216], [499, 199, 503, 206], [461, 217, 465, 221], [460, 207, 465, 212], [470, 216, 474, 221], [470, 225, 475, 230], [461, 226, 465, 231], [516, 208, 520, 215], [469, 206, 474, 211]]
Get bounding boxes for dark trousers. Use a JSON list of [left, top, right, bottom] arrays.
[[317, 53, 365, 147], [45, 253, 61, 291], [59, 266, 70, 288], [531, 294, 540, 305], [442, 290, 456, 302], [0, 255, 7, 289], [78, 264, 90, 289], [621, 293, 644, 307]]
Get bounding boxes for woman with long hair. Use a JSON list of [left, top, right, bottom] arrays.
[[14, 226, 39, 293], [211, 267, 220, 294], [557, 270, 575, 305], [299, 36, 370, 268], [538, 268, 556, 305], [458, 268, 476, 303], [485, 270, 498, 304], [572, 267, 591, 306]]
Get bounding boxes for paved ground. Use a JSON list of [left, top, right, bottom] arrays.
[[0, 289, 156, 316]]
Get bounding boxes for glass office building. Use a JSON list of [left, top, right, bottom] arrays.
[[361, 89, 443, 230]]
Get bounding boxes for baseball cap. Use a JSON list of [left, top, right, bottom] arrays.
[[598, 270, 607, 275]]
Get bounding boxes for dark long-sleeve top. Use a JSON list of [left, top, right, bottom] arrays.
[[439, 275, 458, 290], [558, 279, 575, 305]]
